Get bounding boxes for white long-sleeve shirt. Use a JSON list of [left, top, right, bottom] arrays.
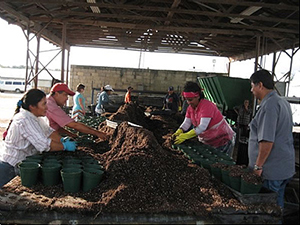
[[0, 109, 54, 167]]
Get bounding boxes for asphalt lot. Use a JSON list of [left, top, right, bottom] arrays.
[[0, 92, 23, 140]]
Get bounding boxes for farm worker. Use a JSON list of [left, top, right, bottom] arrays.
[[233, 99, 252, 143], [173, 81, 235, 156], [124, 86, 133, 103], [46, 83, 107, 139], [0, 89, 76, 188], [95, 84, 119, 115], [72, 83, 86, 121], [163, 86, 180, 112], [248, 69, 295, 209]]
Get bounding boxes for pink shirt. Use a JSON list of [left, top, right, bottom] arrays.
[[46, 95, 74, 131], [186, 99, 223, 129]]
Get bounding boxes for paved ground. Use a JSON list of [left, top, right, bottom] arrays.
[[0, 92, 23, 142]]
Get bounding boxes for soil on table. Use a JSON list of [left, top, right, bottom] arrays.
[[1, 103, 279, 219]]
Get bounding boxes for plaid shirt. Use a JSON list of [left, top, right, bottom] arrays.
[[0, 109, 53, 167]]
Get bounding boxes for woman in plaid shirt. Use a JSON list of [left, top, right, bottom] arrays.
[[0, 89, 76, 187]]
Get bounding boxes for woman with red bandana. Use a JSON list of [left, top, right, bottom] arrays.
[[173, 81, 235, 155]]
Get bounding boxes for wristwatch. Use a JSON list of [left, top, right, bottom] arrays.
[[254, 165, 263, 170]]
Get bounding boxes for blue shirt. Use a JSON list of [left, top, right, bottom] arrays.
[[72, 92, 85, 112], [248, 90, 295, 180], [96, 91, 109, 110]]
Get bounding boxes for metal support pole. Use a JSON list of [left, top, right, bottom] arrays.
[[227, 59, 231, 76], [61, 22, 67, 82], [25, 23, 30, 91], [252, 35, 261, 117], [286, 48, 295, 97], [271, 51, 276, 83], [66, 49, 70, 85], [34, 34, 41, 89], [254, 36, 260, 72]]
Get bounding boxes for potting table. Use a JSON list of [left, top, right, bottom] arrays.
[[0, 176, 282, 224]]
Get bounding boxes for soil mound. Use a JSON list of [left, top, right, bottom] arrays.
[[108, 102, 149, 128]]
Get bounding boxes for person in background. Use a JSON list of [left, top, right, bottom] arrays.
[[72, 83, 86, 121], [180, 94, 189, 116], [234, 99, 252, 143], [173, 81, 235, 156], [163, 86, 179, 112], [95, 84, 119, 115], [124, 86, 133, 103], [0, 89, 76, 188], [248, 69, 295, 210], [46, 83, 107, 139]]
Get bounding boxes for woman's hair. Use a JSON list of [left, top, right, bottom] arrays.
[[5, 89, 46, 137], [76, 83, 85, 92], [250, 69, 274, 89], [183, 81, 205, 99]]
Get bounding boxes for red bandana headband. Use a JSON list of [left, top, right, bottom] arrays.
[[182, 92, 200, 98]]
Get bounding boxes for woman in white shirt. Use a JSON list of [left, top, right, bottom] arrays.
[[0, 89, 77, 187]]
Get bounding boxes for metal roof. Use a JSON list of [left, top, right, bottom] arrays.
[[0, 0, 299, 61]]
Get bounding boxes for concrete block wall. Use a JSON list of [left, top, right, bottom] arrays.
[[69, 65, 226, 106]]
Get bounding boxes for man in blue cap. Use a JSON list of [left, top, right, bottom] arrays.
[[163, 86, 179, 112]]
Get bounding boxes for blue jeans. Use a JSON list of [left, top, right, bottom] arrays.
[[0, 161, 17, 188], [263, 177, 293, 209]]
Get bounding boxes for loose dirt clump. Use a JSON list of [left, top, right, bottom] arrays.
[[241, 171, 263, 185], [229, 165, 247, 177]]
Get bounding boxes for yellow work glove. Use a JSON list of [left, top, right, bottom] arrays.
[[174, 129, 197, 145], [172, 128, 183, 138]]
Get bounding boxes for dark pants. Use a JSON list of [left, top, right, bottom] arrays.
[[0, 161, 17, 188]]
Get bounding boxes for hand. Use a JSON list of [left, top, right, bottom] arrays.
[[172, 128, 183, 138], [253, 169, 262, 177], [62, 140, 77, 151], [60, 137, 71, 143], [96, 131, 108, 140], [174, 129, 197, 145]]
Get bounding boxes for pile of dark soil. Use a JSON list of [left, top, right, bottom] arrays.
[[108, 102, 150, 129], [98, 102, 183, 146]]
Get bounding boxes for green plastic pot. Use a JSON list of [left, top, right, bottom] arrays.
[[221, 160, 236, 166], [21, 158, 42, 164], [18, 162, 40, 187], [82, 158, 98, 164], [201, 159, 214, 174], [26, 154, 43, 160], [221, 169, 231, 186], [211, 166, 222, 180], [229, 175, 241, 192], [83, 163, 103, 170], [43, 158, 60, 164], [82, 168, 104, 192], [240, 178, 262, 194], [61, 168, 82, 193], [63, 163, 83, 169], [41, 163, 62, 186], [63, 158, 81, 165]]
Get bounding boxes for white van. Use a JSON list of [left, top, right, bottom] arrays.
[[0, 78, 32, 93]]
